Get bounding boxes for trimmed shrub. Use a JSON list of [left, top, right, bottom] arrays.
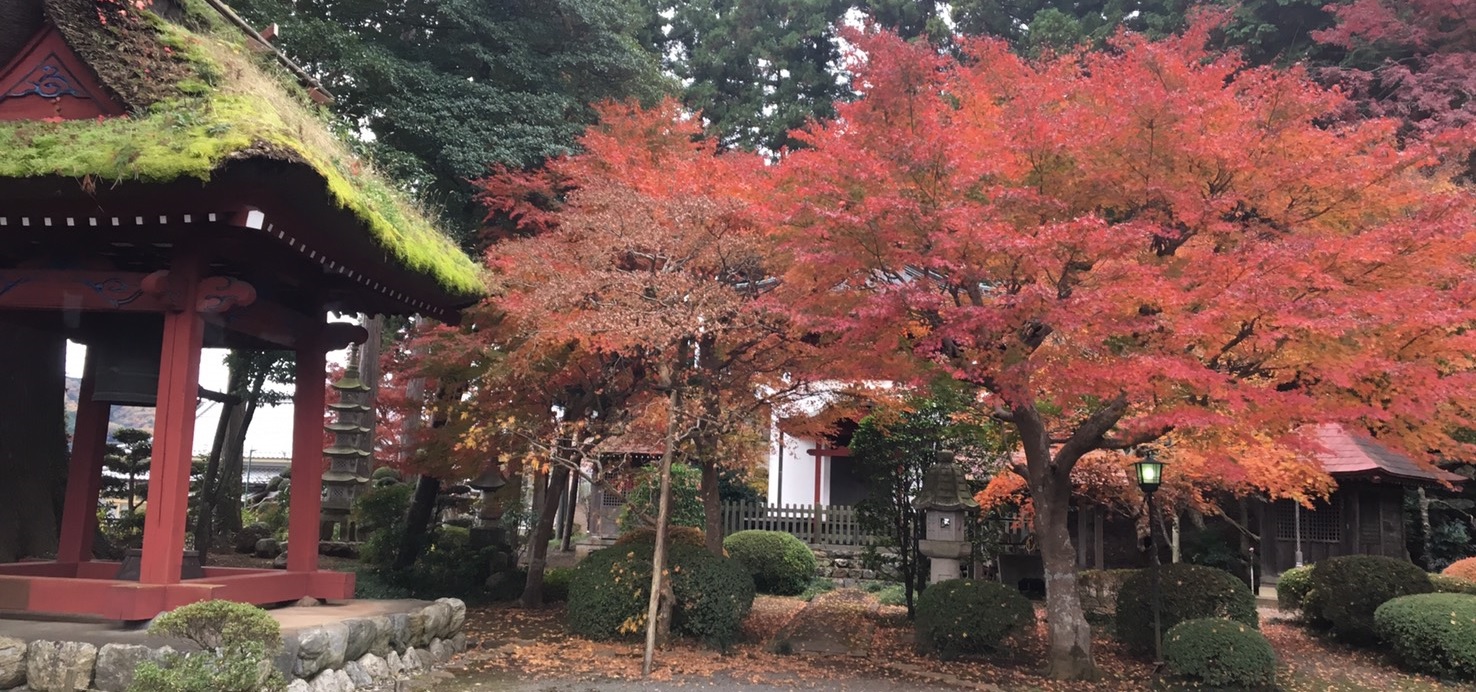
[[1374, 593, 1476, 680], [1115, 564, 1257, 655], [1163, 618, 1277, 690], [1276, 564, 1315, 614], [1443, 557, 1476, 583], [543, 567, 573, 603], [614, 525, 707, 549], [723, 530, 817, 596], [129, 600, 285, 692], [1306, 555, 1432, 641], [1433, 573, 1476, 595], [567, 543, 755, 649], [914, 579, 1034, 659], [617, 464, 705, 532], [1078, 569, 1139, 617]]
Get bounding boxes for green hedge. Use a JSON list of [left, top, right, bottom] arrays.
[[1115, 564, 1257, 655], [723, 530, 817, 596], [1432, 573, 1476, 596], [1276, 564, 1315, 614], [1374, 593, 1476, 680], [1163, 618, 1277, 690], [567, 543, 755, 649], [1078, 569, 1139, 617], [914, 579, 1034, 660], [1307, 555, 1432, 641]]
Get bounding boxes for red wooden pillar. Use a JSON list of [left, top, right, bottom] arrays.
[[139, 257, 205, 585], [288, 321, 326, 572], [57, 352, 110, 564]]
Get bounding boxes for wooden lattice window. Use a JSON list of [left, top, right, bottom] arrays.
[[600, 489, 627, 508], [1276, 498, 1342, 544]]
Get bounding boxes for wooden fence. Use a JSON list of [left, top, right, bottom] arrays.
[[719, 502, 881, 547]]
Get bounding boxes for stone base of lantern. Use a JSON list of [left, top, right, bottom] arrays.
[[929, 557, 964, 584]]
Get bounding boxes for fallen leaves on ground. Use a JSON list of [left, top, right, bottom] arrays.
[[450, 599, 1469, 690], [1260, 612, 1454, 692]]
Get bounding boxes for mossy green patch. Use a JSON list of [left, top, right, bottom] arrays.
[[2, 0, 483, 297]]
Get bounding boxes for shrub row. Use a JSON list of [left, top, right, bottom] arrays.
[[1374, 593, 1476, 680]]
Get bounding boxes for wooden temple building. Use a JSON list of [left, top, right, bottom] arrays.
[[0, 0, 481, 619]]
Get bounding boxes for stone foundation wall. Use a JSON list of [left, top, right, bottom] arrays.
[[812, 547, 899, 584], [0, 598, 467, 692]]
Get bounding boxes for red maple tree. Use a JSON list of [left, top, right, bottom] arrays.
[[763, 22, 1476, 678]]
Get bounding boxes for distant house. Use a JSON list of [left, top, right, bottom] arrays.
[[1257, 425, 1464, 580]]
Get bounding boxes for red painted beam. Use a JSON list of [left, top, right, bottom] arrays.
[[0, 568, 354, 620], [0, 269, 168, 312], [805, 447, 852, 458]]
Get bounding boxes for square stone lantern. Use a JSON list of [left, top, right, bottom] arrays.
[[914, 451, 980, 584]]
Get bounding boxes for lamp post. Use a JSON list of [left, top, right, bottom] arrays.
[[1133, 450, 1166, 663]]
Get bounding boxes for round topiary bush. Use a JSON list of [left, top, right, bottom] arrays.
[[613, 525, 708, 549], [914, 579, 1035, 659], [722, 530, 817, 596], [1374, 593, 1476, 680], [1115, 564, 1257, 655], [1443, 557, 1476, 583], [1306, 555, 1432, 641], [1163, 618, 1277, 690], [1276, 564, 1315, 614], [567, 543, 755, 649]]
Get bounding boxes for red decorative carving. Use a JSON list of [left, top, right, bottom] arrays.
[[195, 276, 257, 313], [0, 25, 124, 121]]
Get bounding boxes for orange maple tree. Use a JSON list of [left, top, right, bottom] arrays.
[[762, 20, 1476, 678]]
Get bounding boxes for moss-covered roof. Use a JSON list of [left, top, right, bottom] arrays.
[[0, 0, 484, 298]]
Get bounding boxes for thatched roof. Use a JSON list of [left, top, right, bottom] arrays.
[[0, 0, 484, 300]]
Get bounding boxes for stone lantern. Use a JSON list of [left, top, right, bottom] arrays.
[[468, 462, 509, 548], [914, 451, 979, 584]]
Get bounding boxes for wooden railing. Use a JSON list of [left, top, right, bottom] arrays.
[[719, 502, 882, 547]]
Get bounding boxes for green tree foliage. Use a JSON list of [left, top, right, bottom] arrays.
[[229, 0, 669, 237], [849, 382, 1006, 616], [618, 463, 705, 532], [102, 428, 152, 515]]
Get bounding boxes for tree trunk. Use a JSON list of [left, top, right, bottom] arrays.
[[521, 464, 569, 607], [1035, 474, 1097, 680], [560, 472, 578, 552], [0, 321, 67, 562], [393, 473, 441, 570], [643, 386, 682, 677], [700, 458, 722, 555], [1416, 486, 1433, 570], [213, 367, 267, 538], [195, 361, 248, 564]]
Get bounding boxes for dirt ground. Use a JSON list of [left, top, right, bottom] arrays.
[[432, 595, 1474, 691]]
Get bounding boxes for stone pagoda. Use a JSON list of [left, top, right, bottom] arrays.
[[322, 344, 374, 540]]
